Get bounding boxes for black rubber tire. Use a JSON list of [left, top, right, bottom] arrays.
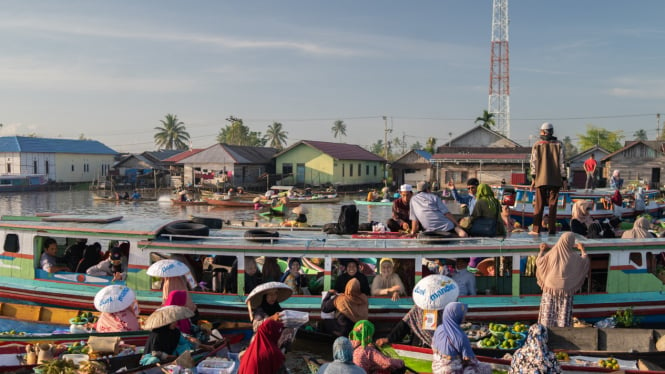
[[190, 216, 223, 229], [163, 222, 210, 239], [243, 229, 279, 242]]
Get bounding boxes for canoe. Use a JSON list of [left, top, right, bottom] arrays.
[[354, 200, 393, 206], [171, 198, 210, 206], [205, 197, 261, 208], [2, 214, 665, 326]]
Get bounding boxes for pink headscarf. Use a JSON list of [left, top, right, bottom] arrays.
[[164, 290, 193, 334], [95, 305, 140, 333], [571, 200, 594, 227], [536, 232, 590, 295], [162, 276, 197, 312]]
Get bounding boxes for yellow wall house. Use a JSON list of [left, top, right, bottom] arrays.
[[274, 140, 386, 187]]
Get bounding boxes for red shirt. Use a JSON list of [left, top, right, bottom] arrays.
[[583, 158, 597, 173]]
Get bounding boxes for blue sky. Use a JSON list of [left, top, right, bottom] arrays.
[[1, 1, 664, 153]]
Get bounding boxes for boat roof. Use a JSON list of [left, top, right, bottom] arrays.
[[0, 215, 176, 238]]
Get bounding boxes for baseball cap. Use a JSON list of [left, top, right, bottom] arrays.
[[540, 122, 554, 131], [110, 247, 122, 261], [400, 184, 413, 192], [466, 178, 479, 187], [416, 181, 430, 192]]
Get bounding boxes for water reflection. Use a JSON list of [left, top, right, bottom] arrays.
[[0, 191, 395, 226]]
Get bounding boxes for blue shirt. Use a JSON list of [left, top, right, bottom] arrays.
[[450, 188, 476, 213], [452, 268, 476, 296], [409, 192, 455, 232]]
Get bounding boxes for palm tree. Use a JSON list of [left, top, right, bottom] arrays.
[[475, 110, 496, 128], [154, 114, 190, 150], [425, 137, 437, 154], [633, 129, 648, 141], [331, 120, 347, 139], [264, 122, 288, 150]]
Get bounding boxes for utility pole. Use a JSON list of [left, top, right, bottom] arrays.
[[657, 113, 661, 140], [383, 116, 391, 160]]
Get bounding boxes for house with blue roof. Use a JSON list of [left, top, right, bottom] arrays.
[[0, 136, 117, 183], [390, 149, 434, 187]]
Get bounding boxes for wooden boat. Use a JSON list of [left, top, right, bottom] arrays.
[[92, 193, 158, 202], [354, 199, 393, 206], [171, 198, 210, 206], [1, 215, 665, 326], [205, 197, 261, 208]]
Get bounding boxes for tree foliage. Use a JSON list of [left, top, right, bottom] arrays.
[[562, 136, 578, 158], [475, 110, 495, 128], [217, 116, 266, 146], [425, 137, 437, 154], [264, 122, 288, 150], [577, 125, 623, 153], [633, 129, 647, 141], [154, 114, 190, 150], [331, 120, 347, 139]]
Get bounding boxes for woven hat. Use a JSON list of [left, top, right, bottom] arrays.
[[143, 305, 194, 330], [146, 259, 190, 277], [245, 281, 293, 309], [476, 258, 496, 276], [94, 285, 135, 313]]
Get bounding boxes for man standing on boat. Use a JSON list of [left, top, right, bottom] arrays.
[[530, 122, 567, 236], [583, 153, 597, 192]]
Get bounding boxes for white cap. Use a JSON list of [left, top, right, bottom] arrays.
[[400, 184, 413, 192], [540, 122, 554, 131]]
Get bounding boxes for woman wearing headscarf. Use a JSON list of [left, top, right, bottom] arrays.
[[609, 170, 624, 190], [250, 288, 296, 352], [322, 278, 369, 337], [622, 216, 654, 239], [317, 337, 367, 374], [334, 259, 371, 296], [634, 187, 646, 213], [280, 258, 308, 295], [371, 258, 406, 301], [469, 183, 506, 237], [95, 300, 140, 333], [570, 200, 595, 237], [349, 320, 404, 374], [261, 256, 282, 283], [375, 305, 441, 348], [164, 290, 193, 335], [238, 317, 287, 374], [431, 302, 492, 374], [509, 323, 561, 374], [536, 232, 590, 328]]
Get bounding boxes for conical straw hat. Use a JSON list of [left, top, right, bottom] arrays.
[[142, 305, 194, 330], [245, 281, 293, 309]]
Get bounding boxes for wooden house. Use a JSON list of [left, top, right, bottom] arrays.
[[601, 141, 665, 190], [567, 146, 610, 188], [390, 150, 433, 187]]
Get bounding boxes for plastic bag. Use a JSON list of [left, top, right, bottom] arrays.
[[280, 309, 310, 328], [594, 317, 616, 328]]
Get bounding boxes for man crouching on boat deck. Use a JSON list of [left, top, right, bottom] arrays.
[[40, 237, 71, 273], [409, 181, 467, 238]]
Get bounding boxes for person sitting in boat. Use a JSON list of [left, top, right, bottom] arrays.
[[280, 258, 309, 295], [163, 289, 207, 343], [86, 246, 126, 281], [63, 238, 87, 273], [380, 186, 391, 202], [178, 189, 189, 202], [227, 256, 263, 294], [432, 302, 492, 374], [366, 188, 380, 202], [238, 317, 287, 374], [39, 237, 71, 273], [536, 233, 589, 328], [162, 274, 200, 325], [321, 278, 369, 338], [570, 199, 596, 237], [448, 178, 479, 215], [451, 258, 476, 296], [508, 323, 561, 374], [334, 259, 371, 296], [130, 190, 142, 200], [94, 286, 140, 333], [621, 216, 655, 239], [410, 181, 468, 239], [371, 258, 406, 301], [375, 305, 442, 348], [247, 283, 296, 353], [386, 184, 413, 233], [609, 169, 624, 190], [476, 258, 496, 277], [74, 242, 102, 273], [261, 256, 282, 283], [633, 187, 647, 213], [349, 320, 405, 374], [282, 205, 308, 227], [469, 183, 506, 237], [318, 336, 366, 374], [500, 205, 519, 233]]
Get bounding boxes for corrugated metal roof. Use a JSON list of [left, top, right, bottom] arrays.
[[163, 149, 205, 163], [414, 150, 431, 160], [276, 140, 385, 162], [180, 144, 278, 164], [0, 136, 117, 155]]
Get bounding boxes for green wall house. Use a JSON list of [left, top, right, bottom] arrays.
[[274, 140, 386, 187]]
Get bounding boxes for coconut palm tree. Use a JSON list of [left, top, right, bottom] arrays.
[[425, 137, 437, 154], [633, 129, 647, 141], [264, 122, 288, 150], [154, 114, 190, 150], [475, 110, 496, 128], [331, 120, 347, 139]]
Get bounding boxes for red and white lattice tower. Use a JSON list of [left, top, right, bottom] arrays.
[[488, 0, 510, 137]]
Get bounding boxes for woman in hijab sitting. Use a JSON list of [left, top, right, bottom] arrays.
[[239, 317, 287, 374], [371, 258, 406, 301], [536, 232, 590, 328], [432, 302, 492, 374], [349, 320, 404, 374], [509, 323, 561, 374], [322, 278, 369, 337], [570, 200, 595, 237], [334, 259, 371, 296], [318, 337, 366, 374], [94, 286, 140, 333], [469, 183, 506, 237], [280, 258, 309, 295], [622, 216, 655, 239]]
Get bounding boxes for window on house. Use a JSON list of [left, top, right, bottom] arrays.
[[71, 165, 75, 172], [282, 163, 293, 175], [366, 165, 369, 175], [33, 160, 38, 174], [358, 163, 361, 177], [350, 164, 354, 177], [373, 165, 377, 176], [342, 164, 345, 177], [45, 161, 49, 174], [7, 164, 10, 173]]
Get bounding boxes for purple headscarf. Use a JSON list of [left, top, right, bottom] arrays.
[[432, 302, 475, 359]]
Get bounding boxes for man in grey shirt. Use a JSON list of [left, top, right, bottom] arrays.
[[452, 258, 476, 296], [409, 181, 467, 238]]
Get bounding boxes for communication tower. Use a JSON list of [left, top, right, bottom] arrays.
[[488, 0, 510, 137]]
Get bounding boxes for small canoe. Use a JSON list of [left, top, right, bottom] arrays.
[[354, 200, 393, 206], [171, 199, 209, 206], [205, 198, 260, 208]]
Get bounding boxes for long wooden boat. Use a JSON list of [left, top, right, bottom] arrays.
[[92, 194, 158, 202], [170, 198, 210, 206], [354, 200, 393, 206], [0, 215, 665, 327], [205, 197, 261, 208]]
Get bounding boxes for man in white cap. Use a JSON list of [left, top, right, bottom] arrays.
[[386, 184, 413, 232], [409, 181, 468, 238], [530, 122, 567, 235]]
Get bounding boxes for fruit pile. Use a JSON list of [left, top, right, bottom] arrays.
[[598, 357, 620, 370], [479, 335, 501, 348], [0, 330, 26, 336], [498, 331, 522, 349], [61, 341, 90, 354], [511, 322, 528, 333], [478, 322, 528, 350], [554, 352, 569, 361]]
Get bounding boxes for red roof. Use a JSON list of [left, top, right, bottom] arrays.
[[163, 149, 205, 162]]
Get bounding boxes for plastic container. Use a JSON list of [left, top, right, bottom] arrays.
[[196, 358, 237, 374]]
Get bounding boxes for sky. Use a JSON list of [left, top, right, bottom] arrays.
[[1, 1, 664, 153]]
